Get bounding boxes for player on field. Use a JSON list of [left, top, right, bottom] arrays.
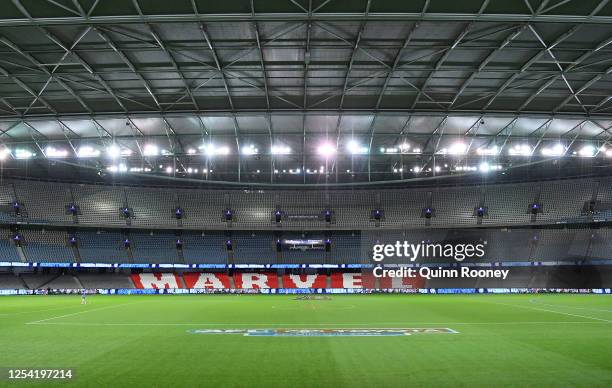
[[81, 289, 87, 305]]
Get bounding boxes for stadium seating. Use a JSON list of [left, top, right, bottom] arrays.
[[20, 229, 75, 262], [180, 231, 228, 263], [0, 176, 609, 266], [76, 230, 129, 263], [0, 228, 21, 261], [78, 273, 135, 289], [129, 231, 179, 264], [0, 176, 609, 230]]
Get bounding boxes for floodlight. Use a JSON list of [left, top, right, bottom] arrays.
[[107, 145, 131, 158], [15, 149, 35, 159], [508, 144, 532, 156], [0, 147, 10, 160], [77, 146, 101, 158], [317, 143, 336, 157], [200, 144, 230, 156], [541, 143, 565, 157], [347, 140, 367, 155], [242, 144, 259, 155], [45, 146, 69, 158], [143, 144, 159, 156], [447, 142, 467, 155], [476, 146, 498, 156], [578, 145, 596, 157], [271, 145, 291, 155]]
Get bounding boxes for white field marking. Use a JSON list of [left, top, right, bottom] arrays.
[[25, 302, 139, 325], [0, 305, 89, 316], [270, 304, 357, 310], [529, 298, 612, 313], [25, 321, 606, 327], [475, 299, 612, 323]]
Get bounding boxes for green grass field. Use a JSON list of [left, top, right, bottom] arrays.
[[1, 294, 611, 387]]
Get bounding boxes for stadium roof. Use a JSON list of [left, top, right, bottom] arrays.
[[0, 0, 611, 186]]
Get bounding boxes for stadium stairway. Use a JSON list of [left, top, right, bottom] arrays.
[[72, 244, 81, 263], [17, 274, 28, 289], [73, 275, 83, 289], [16, 245, 27, 263]]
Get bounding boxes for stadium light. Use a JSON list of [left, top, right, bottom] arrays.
[[107, 144, 132, 158], [476, 145, 498, 156], [200, 143, 230, 156], [45, 146, 69, 158], [317, 143, 336, 157], [271, 145, 291, 155], [508, 144, 532, 156], [479, 162, 491, 173], [399, 143, 410, 153], [380, 146, 398, 154], [578, 145, 596, 157], [241, 144, 259, 155], [143, 144, 159, 156], [77, 146, 101, 158], [447, 142, 467, 155], [347, 140, 368, 155], [14, 148, 35, 159], [187, 148, 196, 155], [541, 143, 565, 157], [0, 147, 11, 160]]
